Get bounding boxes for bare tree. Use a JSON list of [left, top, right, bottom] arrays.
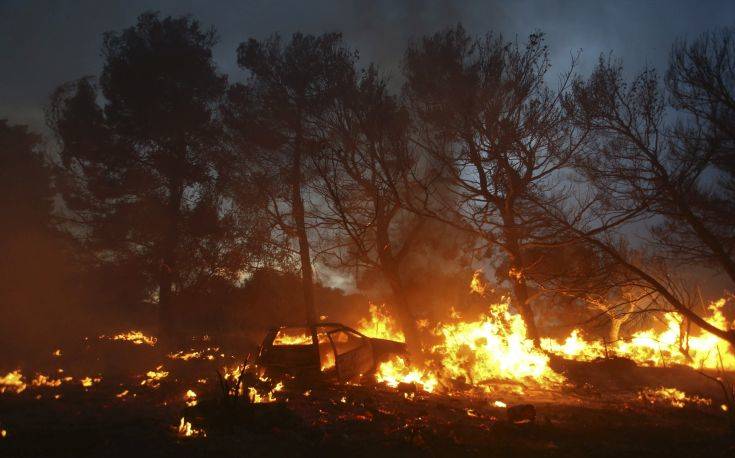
[[311, 67, 426, 353], [555, 29, 735, 346], [403, 26, 583, 345]]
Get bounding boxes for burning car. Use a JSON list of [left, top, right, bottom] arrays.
[[256, 323, 407, 383]]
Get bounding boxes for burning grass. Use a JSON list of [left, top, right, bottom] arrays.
[[1, 273, 734, 456]]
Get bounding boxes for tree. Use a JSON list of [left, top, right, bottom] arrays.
[[225, 32, 356, 325], [403, 26, 582, 345], [311, 66, 426, 352], [556, 28, 735, 346], [0, 120, 53, 234], [47, 12, 236, 340], [0, 120, 74, 360]]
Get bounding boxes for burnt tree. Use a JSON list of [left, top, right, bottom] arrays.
[[312, 67, 425, 353], [403, 26, 582, 345], [226, 32, 356, 325]]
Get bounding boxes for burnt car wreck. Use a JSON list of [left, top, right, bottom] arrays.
[[256, 323, 406, 383]]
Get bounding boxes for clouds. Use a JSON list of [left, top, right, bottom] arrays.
[[1, 0, 733, 132]]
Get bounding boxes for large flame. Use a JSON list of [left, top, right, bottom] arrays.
[[431, 302, 563, 387], [357, 303, 405, 342], [362, 274, 734, 396], [542, 298, 735, 370]]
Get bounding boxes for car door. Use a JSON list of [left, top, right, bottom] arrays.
[[328, 328, 374, 382]]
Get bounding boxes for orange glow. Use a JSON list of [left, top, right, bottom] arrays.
[[357, 303, 405, 342]]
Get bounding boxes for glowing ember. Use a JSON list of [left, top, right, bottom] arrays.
[[31, 374, 63, 388], [168, 350, 202, 360], [176, 417, 205, 438], [52, 349, 61, 357], [248, 380, 284, 403], [184, 389, 198, 407], [638, 387, 712, 408], [0, 370, 27, 394], [101, 330, 157, 346], [116, 390, 129, 398], [357, 303, 405, 342], [80, 376, 101, 387], [494, 400, 507, 408], [141, 366, 169, 388], [0, 428, 6, 438]]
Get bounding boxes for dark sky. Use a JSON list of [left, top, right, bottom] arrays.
[[1, 0, 734, 134]]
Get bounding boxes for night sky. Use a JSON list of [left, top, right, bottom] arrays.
[[1, 0, 734, 133]]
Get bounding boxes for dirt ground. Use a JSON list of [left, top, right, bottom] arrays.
[[1, 341, 734, 457]]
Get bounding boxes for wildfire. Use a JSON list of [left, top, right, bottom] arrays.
[[100, 330, 157, 346], [273, 329, 313, 345], [375, 356, 438, 393], [469, 270, 486, 295], [141, 366, 169, 388], [176, 417, 205, 438], [248, 380, 284, 403], [168, 347, 221, 361], [357, 303, 405, 342], [80, 376, 101, 388], [432, 302, 563, 387], [31, 374, 63, 388], [542, 299, 735, 371], [364, 272, 735, 399], [184, 389, 198, 407], [638, 387, 712, 408], [0, 370, 27, 394]]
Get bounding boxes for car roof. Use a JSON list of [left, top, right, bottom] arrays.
[[271, 322, 366, 336]]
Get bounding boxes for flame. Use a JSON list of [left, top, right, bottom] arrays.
[[184, 389, 198, 407], [638, 387, 712, 408], [357, 303, 405, 342], [542, 298, 735, 371], [176, 417, 205, 438], [0, 370, 27, 394], [99, 330, 157, 346], [141, 366, 169, 388], [375, 356, 438, 393], [31, 374, 63, 388], [368, 272, 734, 397], [168, 347, 221, 361], [168, 350, 202, 360], [470, 270, 486, 295], [273, 329, 313, 345], [248, 380, 284, 403], [80, 376, 101, 387], [432, 301, 564, 387]]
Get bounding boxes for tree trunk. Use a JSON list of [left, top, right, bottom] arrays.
[[158, 178, 183, 342], [609, 316, 623, 343], [374, 201, 421, 356], [501, 211, 540, 347], [292, 143, 317, 326], [593, 238, 735, 348], [385, 270, 422, 358]]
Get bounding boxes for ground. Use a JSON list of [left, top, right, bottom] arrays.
[[1, 339, 734, 457]]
